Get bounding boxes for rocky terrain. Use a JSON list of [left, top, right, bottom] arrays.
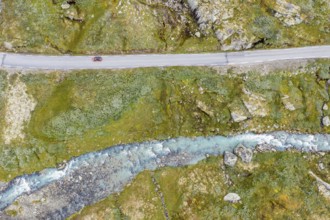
[[69, 151, 330, 220], [0, 59, 329, 218], [0, 1, 329, 218], [0, 59, 329, 181], [0, 0, 329, 54]]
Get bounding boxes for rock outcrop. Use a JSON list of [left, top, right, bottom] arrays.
[[3, 78, 36, 144], [242, 88, 269, 117], [267, 0, 304, 26], [187, 0, 256, 50]]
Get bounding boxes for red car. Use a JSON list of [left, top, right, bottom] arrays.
[[92, 56, 103, 62]]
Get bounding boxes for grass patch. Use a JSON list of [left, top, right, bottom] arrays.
[[71, 152, 330, 219]]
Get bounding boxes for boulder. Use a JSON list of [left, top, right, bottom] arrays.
[[224, 193, 241, 203], [234, 144, 253, 163], [224, 151, 238, 167]]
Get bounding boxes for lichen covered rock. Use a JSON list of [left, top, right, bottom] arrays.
[[224, 151, 238, 167]]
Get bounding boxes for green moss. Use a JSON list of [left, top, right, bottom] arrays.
[[0, 0, 329, 54], [117, 171, 165, 220], [29, 79, 73, 141], [0, 70, 8, 144], [69, 195, 123, 220], [4, 209, 18, 217], [69, 171, 165, 220], [71, 152, 330, 219], [224, 152, 330, 219]]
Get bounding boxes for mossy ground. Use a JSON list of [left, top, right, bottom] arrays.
[[0, 0, 328, 54], [69, 151, 330, 220], [0, 60, 329, 181]]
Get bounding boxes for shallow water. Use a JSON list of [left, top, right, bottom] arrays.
[[0, 132, 329, 218]]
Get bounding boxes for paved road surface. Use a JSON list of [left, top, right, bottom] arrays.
[[0, 46, 329, 70]]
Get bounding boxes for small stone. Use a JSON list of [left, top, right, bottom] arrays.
[[231, 112, 248, 122], [224, 193, 241, 203], [318, 162, 325, 170], [61, 3, 70, 9], [0, 181, 7, 191], [234, 144, 253, 163], [323, 104, 328, 111], [282, 95, 296, 111], [318, 152, 326, 156], [322, 116, 330, 127], [197, 100, 214, 117], [195, 32, 201, 38], [318, 184, 330, 199], [4, 42, 13, 50], [224, 151, 238, 167], [57, 160, 67, 170], [198, 87, 204, 94]]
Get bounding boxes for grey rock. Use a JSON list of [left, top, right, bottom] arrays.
[[195, 32, 201, 38], [255, 144, 276, 153], [318, 162, 325, 170], [3, 42, 13, 50], [224, 193, 241, 203], [322, 116, 330, 127], [56, 160, 67, 170], [0, 181, 7, 191], [187, 0, 255, 51], [234, 144, 253, 163], [224, 151, 237, 167], [323, 104, 328, 111], [230, 111, 248, 123], [61, 3, 70, 9], [271, 0, 303, 26]]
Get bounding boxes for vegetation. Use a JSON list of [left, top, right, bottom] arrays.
[[0, 60, 329, 182], [0, 0, 329, 54], [70, 151, 330, 220]]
